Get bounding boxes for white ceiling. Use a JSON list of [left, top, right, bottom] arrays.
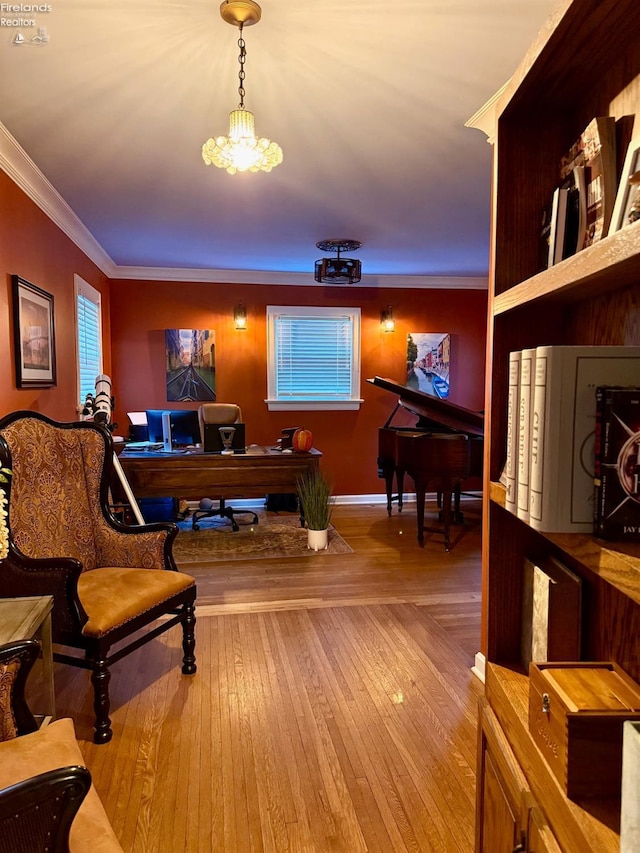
[[0, 0, 558, 286]]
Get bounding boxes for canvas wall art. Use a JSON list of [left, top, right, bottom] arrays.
[[406, 332, 450, 398], [165, 329, 216, 401]]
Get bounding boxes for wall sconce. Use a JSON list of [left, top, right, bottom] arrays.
[[381, 305, 395, 332], [234, 303, 247, 330]]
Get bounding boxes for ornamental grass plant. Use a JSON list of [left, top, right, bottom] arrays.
[[296, 469, 333, 531]]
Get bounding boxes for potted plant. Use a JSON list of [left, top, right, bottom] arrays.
[[296, 468, 333, 551]]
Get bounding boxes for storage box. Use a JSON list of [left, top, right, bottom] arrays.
[[528, 662, 640, 798]]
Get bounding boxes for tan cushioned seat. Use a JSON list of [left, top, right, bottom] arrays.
[[77, 567, 196, 638], [0, 717, 123, 852]]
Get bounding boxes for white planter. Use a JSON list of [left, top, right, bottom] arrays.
[[307, 528, 328, 551]]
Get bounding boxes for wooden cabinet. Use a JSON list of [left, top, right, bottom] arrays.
[[477, 699, 528, 853], [476, 1, 640, 851]]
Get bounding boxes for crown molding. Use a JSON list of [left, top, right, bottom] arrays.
[[465, 79, 509, 145], [111, 266, 487, 289], [1, 123, 487, 290]]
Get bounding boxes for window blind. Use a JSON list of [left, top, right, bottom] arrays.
[[77, 290, 102, 403], [274, 314, 353, 400]]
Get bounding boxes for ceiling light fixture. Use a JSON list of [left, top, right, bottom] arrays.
[[202, 0, 282, 175], [314, 240, 362, 284]]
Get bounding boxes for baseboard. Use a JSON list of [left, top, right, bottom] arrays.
[[185, 491, 482, 511], [472, 652, 486, 684]]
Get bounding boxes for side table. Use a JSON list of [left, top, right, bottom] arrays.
[[0, 595, 55, 726]]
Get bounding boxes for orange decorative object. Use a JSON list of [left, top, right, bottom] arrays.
[[292, 428, 313, 452]]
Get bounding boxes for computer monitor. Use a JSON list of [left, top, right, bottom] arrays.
[[145, 409, 201, 447]]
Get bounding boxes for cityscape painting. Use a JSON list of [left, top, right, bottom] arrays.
[[406, 332, 451, 398], [165, 329, 216, 401]]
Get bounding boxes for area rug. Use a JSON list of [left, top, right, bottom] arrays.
[[172, 511, 353, 564]]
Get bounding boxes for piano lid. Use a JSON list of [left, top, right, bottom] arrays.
[[367, 376, 484, 437]]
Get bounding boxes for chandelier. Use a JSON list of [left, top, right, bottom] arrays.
[[202, 1, 283, 175], [314, 240, 362, 284]]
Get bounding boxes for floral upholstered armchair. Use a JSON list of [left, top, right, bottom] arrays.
[[0, 411, 197, 744]]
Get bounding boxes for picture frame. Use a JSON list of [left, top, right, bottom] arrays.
[[608, 136, 640, 235], [12, 275, 57, 388]]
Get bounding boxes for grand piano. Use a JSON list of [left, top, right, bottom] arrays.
[[367, 376, 484, 551]]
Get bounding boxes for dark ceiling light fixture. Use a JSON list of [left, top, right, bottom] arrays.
[[314, 239, 362, 284]]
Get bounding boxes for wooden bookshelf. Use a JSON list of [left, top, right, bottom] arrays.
[[476, 1, 640, 850]]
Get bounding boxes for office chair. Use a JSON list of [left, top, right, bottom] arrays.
[[191, 403, 259, 531]]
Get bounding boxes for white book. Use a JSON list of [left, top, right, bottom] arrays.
[[505, 350, 521, 514], [516, 348, 536, 522], [529, 345, 640, 532]]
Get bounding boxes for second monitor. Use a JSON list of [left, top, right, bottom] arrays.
[[145, 409, 201, 448]]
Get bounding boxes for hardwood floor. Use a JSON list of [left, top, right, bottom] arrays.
[[55, 500, 483, 852]]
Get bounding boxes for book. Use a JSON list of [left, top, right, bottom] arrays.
[[594, 386, 640, 540], [542, 166, 586, 270], [559, 116, 616, 250], [539, 200, 553, 273], [505, 350, 521, 514], [521, 555, 582, 672], [547, 186, 569, 267], [516, 348, 536, 522], [529, 346, 640, 533], [563, 165, 587, 258]]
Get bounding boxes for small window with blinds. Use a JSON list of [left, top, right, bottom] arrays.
[[266, 306, 362, 411], [75, 275, 103, 408]]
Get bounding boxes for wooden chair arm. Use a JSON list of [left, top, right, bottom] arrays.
[[0, 639, 40, 736], [0, 765, 91, 852], [1, 549, 88, 644]]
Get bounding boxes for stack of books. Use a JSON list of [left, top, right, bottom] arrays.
[[505, 345, 640, 534], [540, 116, 617, 271]]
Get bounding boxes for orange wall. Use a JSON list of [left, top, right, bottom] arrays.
[[110, 280, 487, 496], [0, 172, 111, 420], [0, 171, 487, 497]]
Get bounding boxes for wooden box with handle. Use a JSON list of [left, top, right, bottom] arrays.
[[528, 662, 640, 798]]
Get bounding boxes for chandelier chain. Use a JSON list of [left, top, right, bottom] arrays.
[[237, 24, 246, 108]]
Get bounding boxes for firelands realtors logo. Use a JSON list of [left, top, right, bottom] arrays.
[[2, 3, 51, 45]]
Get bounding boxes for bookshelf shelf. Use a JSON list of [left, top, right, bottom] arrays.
[[477, 1, 640, 850], [493, 221, 640, 315]]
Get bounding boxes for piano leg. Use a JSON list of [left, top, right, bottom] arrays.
[[384, 469, 394, 516], [415, 481, 456, 551], [397, 469, 405, 512], [415, 485, 426, 547], [441, 486, 454, 552]]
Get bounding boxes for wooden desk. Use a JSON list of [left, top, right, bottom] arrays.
[[118, 446, 321, 500], [0, 596, 55, 726]]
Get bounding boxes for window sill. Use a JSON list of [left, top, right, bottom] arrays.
[[265, 400, 364, 412]]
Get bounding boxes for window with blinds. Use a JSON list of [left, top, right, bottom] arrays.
[[75, 275, 103, 406], [266, 306, 362, 411]]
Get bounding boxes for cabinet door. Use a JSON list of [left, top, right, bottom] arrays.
[[477, 699, 528, 853], [481, 749, 524, 853]]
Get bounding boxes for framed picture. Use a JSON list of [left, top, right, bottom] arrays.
[[609, 136, 640, 234], [12, 275, 57, 388]]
